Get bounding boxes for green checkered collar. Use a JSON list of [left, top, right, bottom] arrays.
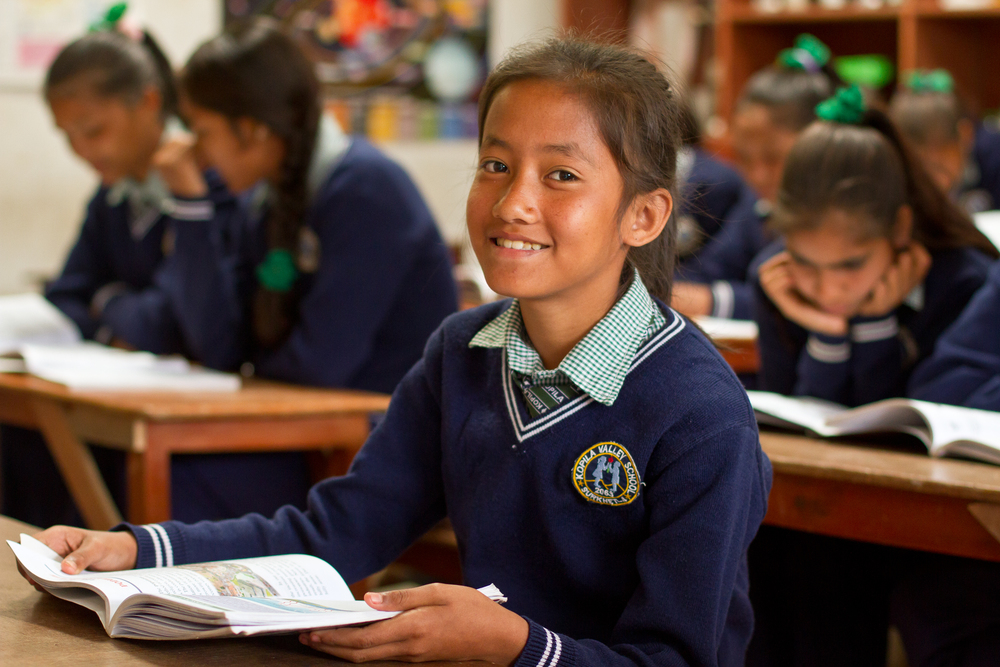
[[469, 270, 666, 406]]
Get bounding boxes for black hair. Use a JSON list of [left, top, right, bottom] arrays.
[[45, 29, 177, 119], [181, 17, 320, 349], [772, 108, 999, 259], [889, 87, 969, 147], [737, 62, 838, 132], [478, 36, 681, 302]]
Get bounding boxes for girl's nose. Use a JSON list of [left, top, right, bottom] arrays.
[[493, 173, 539, 224]]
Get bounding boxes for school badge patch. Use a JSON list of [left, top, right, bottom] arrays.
[[572, 442, 640, 506]]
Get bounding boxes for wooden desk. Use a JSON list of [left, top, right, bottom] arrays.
[[760, 431, 1000, 561], [0, 516, 485, 666], [0, 374, 390, 529]]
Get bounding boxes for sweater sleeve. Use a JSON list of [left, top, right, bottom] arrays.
[[909, 261, 1000, 409], [116, 322, 450, 584], [515, 420, 771, 667], [44, 193, 115, 340]]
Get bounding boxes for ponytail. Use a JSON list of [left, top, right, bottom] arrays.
[[182, 18, 320, 349]]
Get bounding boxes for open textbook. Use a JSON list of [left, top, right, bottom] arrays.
[[0, 293, 239, 391], [9, 534, 505, 640], [748, 390, 1000, 465]]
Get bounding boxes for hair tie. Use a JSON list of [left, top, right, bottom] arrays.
[[905, 69, 954, 94], [89, 2, 128, 33], [777, 34, 831, 73], [816, 85, 866, 125], [256, 249, 299, 293]]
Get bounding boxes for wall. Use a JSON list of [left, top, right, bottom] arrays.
[[0, 0, 559, 294]]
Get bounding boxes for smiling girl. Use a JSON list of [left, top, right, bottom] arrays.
[[24, 37, 771, 666], [754, 85, 998, 407]]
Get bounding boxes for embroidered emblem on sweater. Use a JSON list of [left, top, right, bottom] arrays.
[[572, 442, 640, 506]]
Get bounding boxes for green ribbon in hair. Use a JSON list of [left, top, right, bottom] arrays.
[[777, 34, 831, 72], [89, 2, 128, 33], [905, 69, 954, 94], [256, 249, 299, 293], [815, 85, 867, 125]]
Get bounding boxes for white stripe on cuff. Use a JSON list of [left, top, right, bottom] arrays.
[[851, 316, 899, 343], [141, 525, 163, 568], [150, 524, 174, 567], [806, 335, 851, 364], [166, 199, 214, 221], [711, 281, 735, 319], [535, 629, 554, 667], [546, 632, 563, 667]]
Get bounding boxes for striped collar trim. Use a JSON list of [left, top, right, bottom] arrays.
[[470, 271, 666, 406], [502, 309, 686, 442]]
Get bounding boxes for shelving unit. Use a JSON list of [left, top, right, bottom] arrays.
[[716, 0, 1000, 122]]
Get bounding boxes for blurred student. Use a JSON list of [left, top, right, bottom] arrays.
[[890, 69, 1000, 215], [673, 34, 835, 320]]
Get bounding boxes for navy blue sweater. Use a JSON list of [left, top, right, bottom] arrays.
[[956, 124, 1000, 215], [752, 240, 993, 406], [43, 182, 206, 355], [678, 191, 769, 321], [158, 138, 458, 393], [121, 302, 772, 667], [909, 259, 1000, 408], [677, 149, 750, 258]]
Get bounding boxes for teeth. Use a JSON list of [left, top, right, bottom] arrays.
[[495, 238, 543, 250]]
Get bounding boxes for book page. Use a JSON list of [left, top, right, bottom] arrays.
[[0, 293, 80, 355], [746, 391, 847, 435], [905, 401, 1000, 454]]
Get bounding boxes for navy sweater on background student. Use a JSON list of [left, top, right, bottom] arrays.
[[909, 258, 1000, 408], [118, 302, 772, 667], [675, 148, 749, 259], [752, 240, 993, 406], [956, 123, 1000, 215], [679, 191, 769, 321], [159, 136, 457, 394]]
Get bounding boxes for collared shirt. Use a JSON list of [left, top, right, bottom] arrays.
[[469, 269, 667, 409]]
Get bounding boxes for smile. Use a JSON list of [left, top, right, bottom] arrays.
[[493, 238, 547, 251]]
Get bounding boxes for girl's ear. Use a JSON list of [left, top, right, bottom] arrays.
[[137, 85, 162, 117], [622, 189, 673, 248], [893, 204, 914, 248]]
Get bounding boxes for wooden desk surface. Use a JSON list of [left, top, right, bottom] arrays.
[[0, 517, 485, 666], [0, 373, 391, 422], [759, 430, 1000, 560]]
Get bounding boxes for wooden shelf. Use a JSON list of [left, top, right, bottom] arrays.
[[716, 0, 1000, 122], [726, 5, 901, 23]]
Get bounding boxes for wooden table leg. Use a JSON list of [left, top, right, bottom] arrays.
[[30, 397, 123, 530], [127, 422, 171, 525]]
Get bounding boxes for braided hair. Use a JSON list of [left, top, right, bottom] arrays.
[[181, 18, 320, 349]]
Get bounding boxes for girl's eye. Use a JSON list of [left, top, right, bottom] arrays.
[[481, 160, 507, 174], [550, 170, 578, 182]]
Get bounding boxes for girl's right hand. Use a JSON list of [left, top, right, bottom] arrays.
[[22, 526, 138, 581], [153, 136, 208, 199], [759, 251, 849, 337]]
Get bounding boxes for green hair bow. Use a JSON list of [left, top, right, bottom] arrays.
[[815, 85, 867, 125], [256, 249, 299, 293], [905, 69, 954, 94], [777, 34, 831, 72], [89, 2, 128, 33]]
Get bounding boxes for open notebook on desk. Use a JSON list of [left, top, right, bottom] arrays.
[[748, 390, 1000, 465], [0, 293, 239, 391]]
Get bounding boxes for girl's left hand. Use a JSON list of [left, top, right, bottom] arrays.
[[299, 583, 529, 665], [152, 136, 208, 199], [858, 243, 931, 318]]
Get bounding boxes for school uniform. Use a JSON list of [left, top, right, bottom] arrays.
[[146, 116, 458, 522], [752, 240, 993, 406], [678, 195, 770, 320], [747, 240, 992, 667], [909, 259, 1000, 407], [116, 273, 772, 667], [675, 148, 751, 260], [955, 123, 1000, 215], [1, 170, 224, 527]]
